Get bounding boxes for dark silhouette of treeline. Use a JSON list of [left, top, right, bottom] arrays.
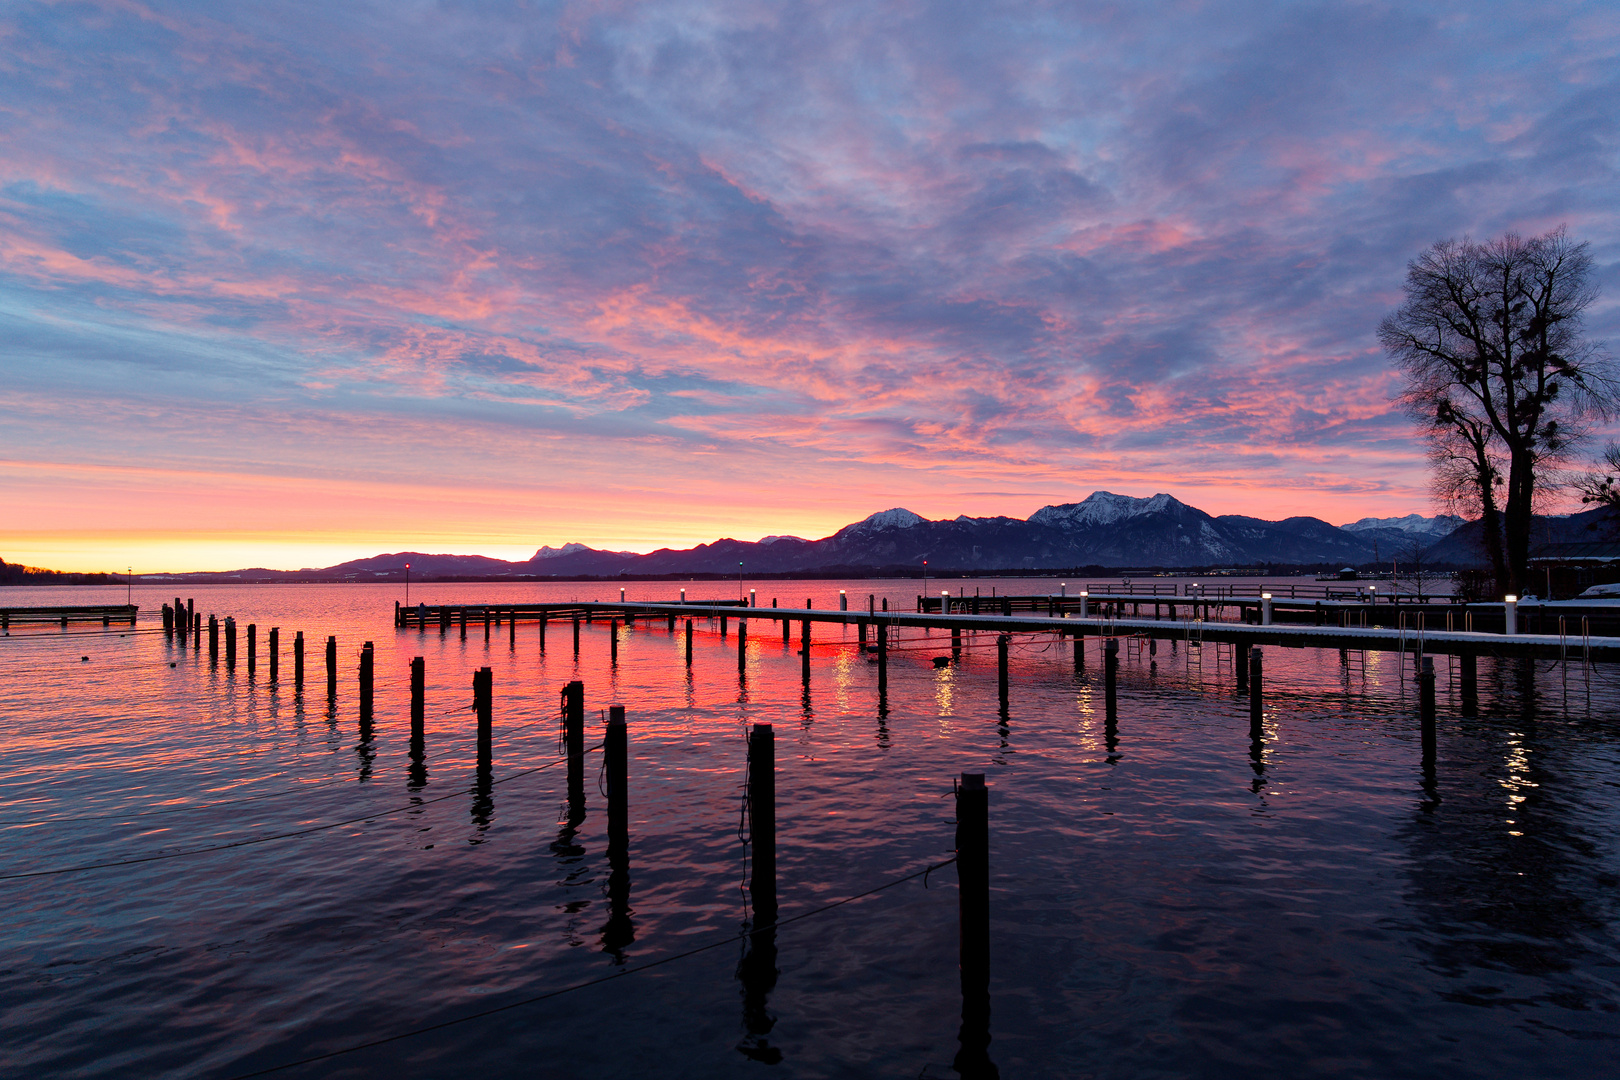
[[0, 558, 116, 586]]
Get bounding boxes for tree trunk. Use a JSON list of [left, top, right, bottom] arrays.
[[1504, 450, 1536, 597]]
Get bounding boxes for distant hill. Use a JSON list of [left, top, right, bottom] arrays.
[[139, 491, 1489, 581], [0, 558, 117, 585]]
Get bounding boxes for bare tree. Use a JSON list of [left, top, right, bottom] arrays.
[[1578, 441, 1620, 531], [1380, 228, 1613, 596]]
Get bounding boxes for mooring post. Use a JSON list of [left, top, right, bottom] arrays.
[[325, 635, 337, 697], [611, 619, 619, 665], [1419, 655, 1436, 764], [475, 667, 493, 763], [226, 617, 238, 669], [186, 599, 195, 636], [294, 631, 304, 688], [539, 613, 547, 653], [738, 618, 748, 675], [510, 609, 516, 649], [606, 704, 628, 854], [1104, 638, 1118, 713], [1073, 630, 1084, 671], [1235, 638, 1249, 691], [563, 680, 585, 808], [459, 607, 466, 640], [801, 619, 811, 682], [877, 622, 889, 695], [247, 623, 257, 676], [952, 626, 962, 659], [410, 656, 425, 743], [997, 634, 1010, 711], [1459, 652, 1478, 715], [749, 723, 777, 924], [954, 772, 992, 1077], [1249, 647, 1263, 740], [163, 604, 173, 635], [484, 608, 491, 642], [440, 608, 449, 635], [721, 614, 728, 639], [359, 641, 374, 724], [858, 620, 868, 645], [685, 619, 694, 666], [208, 615, 219, 662], [782, 615, 790, 644], [268, 627, 278, 683]]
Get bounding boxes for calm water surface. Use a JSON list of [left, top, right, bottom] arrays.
[[1, 579, 1617, 1078]]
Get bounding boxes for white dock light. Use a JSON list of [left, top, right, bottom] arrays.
[[1080, 590, 1089, 619], [1504, 595, 1518, 635], [1261, 593, 1273, 626], [839, 590, 847, 611]]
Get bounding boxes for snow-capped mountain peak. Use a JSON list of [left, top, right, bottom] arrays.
[[1339, 514, 1464, 538], [1029, 491, 1186, 530], [855, 508, 925, 530]]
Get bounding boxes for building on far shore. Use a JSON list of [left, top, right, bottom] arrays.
[[1528, 542, 1620, 599]]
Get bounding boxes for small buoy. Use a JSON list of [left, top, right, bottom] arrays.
[[170, 662, 177, 668], [80, 656, 89, 662], [932, 655, 951, 668]]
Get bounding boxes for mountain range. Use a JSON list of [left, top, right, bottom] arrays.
[[132, 490, 1617, 582]]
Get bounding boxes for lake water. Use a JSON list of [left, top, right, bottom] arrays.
[[2, 579, 1617, 1079]]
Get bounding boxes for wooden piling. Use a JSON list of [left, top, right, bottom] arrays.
[[459, 608, 466, 640], [738, 618, 748, 675], [611, 618, 619, 664], [606, 705, 628, 853], [952, 626, 962, 660], [800, 619, 811, 682], [484, 608, 491, 642], [325, 636, 337, 697], [1459, 652, 1478, 714], [573, 616, 580, 656], [359, 641, 374, 723], [410, 656, 425, 742], [1249, 647, 1263, 740], [685, 618, 694, 666], [294, 631, 304, 688], [509, 609, 516, 648], [539, 614, 547, 653], [247, 623, 257, 676], [877, 622, 889, 695], [1419, 655, 1436, 764], [1235, 638, 1249, 691], [208, 615, 219, 662], [1105, 638, 1118, 713], [997, 634, 1009, 711], [749, 723, 777, 924], [475, 667, 492, 763], [858, 620, 867, 645], [1073, 630, 1084, 671], [268, 627, 278, 683], [563, 680, 585, 806], [225, 617, 237, 669], [954, 772, 992, 1077]]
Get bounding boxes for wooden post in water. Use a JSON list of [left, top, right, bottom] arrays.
[[877, 622, 889, 695], [781, 615, 790, 644], [225, 618, 237, 669], [510, 609, 516, 649], [1235, 638, 1249, 691], [294, 631, 304, 688], [749, 723, 777, 923], [459, 608, 467, 641], [1458, 652, 1478, 715], [683, 619, 693, 666], [410, 656, 425, 743], [800, 619, 811, 682], [1248, 647, 1263, 740], [610, 619, 619, 664], [1104, 638, 1118, 714], [538, 614, 547, 653], [1419, 656, 1436, 765], [208, 615, 219, 662], [952, 626, 962, 660], [573, 616, 580, 656], [858, 620, 867, 645], [359, 641, 374, 724], [475, 667, 492, 764], [606, 705, 628, 854], [563, 680, 585, 808], [954, 772, 993, 1077], [738, 619, 747, 675], [484, 608, 491, 642], [247, 623, 256, 677], [325, 636, 337, 697], [268, 628, 278, 683], [1073, 630, 1084, 671], [997, 634, 1009, 711]]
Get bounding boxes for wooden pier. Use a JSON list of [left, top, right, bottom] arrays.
[[396, 599, 1620, 663], [1, 604, 138, 629]]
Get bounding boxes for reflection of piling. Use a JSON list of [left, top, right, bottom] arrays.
[[1104, 639, 1118, 714], [247, 623, 256, 677], [1249, 648, 1264, 741], [563, 680, 585, 809], [954, 772, 996, 1078], [410, 656, 425, 743], [685, 619, 694, 667], [359, 641, 374, 726], [268, 628, 279, 683], [474, 666, 493, 763], [749, 723, 777, 924], [997, 634, 1009, 711], [1459, 653, 1478, 715], [325, 636, 337, 698], [877, 623, 889, 695], [1419, 655, 1436, 764], [606, 705, 628, 853], [294, 631, 304, 689]]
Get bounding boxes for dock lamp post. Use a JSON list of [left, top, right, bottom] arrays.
[[127, 566, 132, 606], [405, 563, 410, 607], [738, 562, 744, 601], [1080, 591, 1089, 619], [1261, 593, 1273, 626], [1504, 595, 1519, 636]]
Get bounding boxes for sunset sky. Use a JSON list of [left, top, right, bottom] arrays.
[[3, 1, 1617, 572]]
